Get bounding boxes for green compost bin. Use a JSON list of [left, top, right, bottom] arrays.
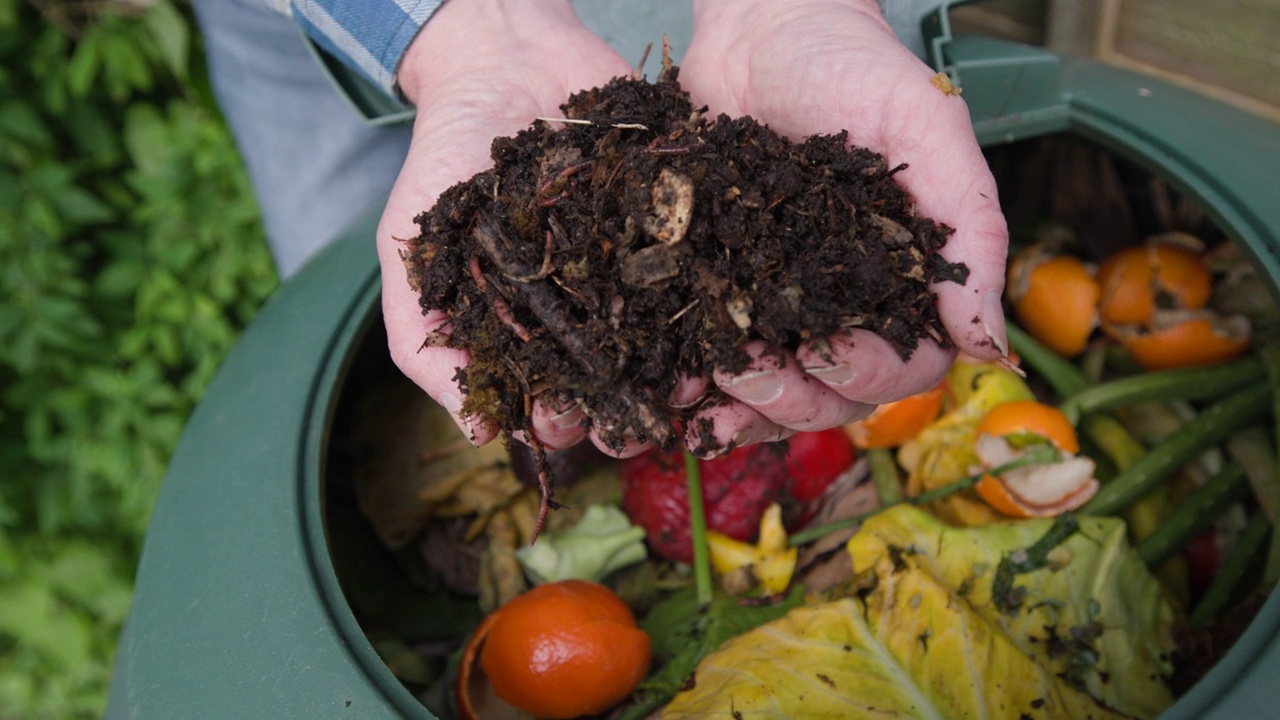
[[107, 24, 1280, 720]]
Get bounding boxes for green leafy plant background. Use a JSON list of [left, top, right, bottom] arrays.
[[0, 0, 279, 715]]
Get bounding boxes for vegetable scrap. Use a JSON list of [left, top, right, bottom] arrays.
[[664, 507, 1177, 719], [972, 400, 1100, 518], [515, 505, 647, 585], [459, 580, 650, 719], [705, 503, 797, 596]]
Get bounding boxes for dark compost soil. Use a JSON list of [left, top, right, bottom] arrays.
[[405, 63, 966, 460]]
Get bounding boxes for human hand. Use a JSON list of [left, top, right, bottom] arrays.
[[677, 0, 1009, 451], [381, 0, 633, 452]]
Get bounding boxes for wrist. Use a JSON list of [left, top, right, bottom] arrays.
[[397, 0, 581, 106]]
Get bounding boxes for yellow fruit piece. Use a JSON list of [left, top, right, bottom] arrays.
[[706, 504, 797, 595]]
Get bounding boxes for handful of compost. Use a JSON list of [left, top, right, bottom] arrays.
[[404, 66, 966, 459]]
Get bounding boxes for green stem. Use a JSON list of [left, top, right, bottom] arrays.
[[789, 446, 1060, 547], [683, 452, 714, 606], [1080, 341, 1109, 385], [868, 448, 904, 506], [1059, 356, 1266, 425], [1082, 384, 1272, 516]]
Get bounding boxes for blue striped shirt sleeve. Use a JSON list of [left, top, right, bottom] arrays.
[[291, 0, 444, 98]]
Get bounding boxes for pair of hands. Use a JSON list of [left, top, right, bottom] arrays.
[[378, 0, 1008, 458]]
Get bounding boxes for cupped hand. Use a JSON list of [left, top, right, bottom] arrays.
[[382, 0, 632, 452], [679, 0, 1009, 451]]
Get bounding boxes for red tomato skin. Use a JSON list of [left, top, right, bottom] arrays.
[[620, 444, 786, 564], [619, 431, 857, 564], [782, 429, 857, 503]]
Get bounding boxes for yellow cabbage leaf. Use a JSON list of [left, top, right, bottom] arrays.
[[662, 506, 1177, 720]]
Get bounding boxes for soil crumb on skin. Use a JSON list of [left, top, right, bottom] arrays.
[[405, 65, 966, 456]]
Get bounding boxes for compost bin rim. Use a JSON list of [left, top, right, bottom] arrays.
[[301, 268, 440, 719]]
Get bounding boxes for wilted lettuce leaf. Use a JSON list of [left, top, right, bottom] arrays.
[[663, 506, 1176, 719]]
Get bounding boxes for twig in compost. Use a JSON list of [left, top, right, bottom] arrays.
[[472, 221, 673, 450]]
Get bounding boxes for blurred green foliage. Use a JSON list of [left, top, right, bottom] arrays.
[[0, 0, 278, 715]]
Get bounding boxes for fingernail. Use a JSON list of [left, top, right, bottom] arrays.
[[550, 402, 585, 431], [730, 428, 756, 449], [804, 362, 857, 386], [696, 444, 726, 460], [438, 393, 479, 445], [670, 395, 705, 410], [723, 369, 783, 405], [671, 374, 710, 409], [982, 289, 1009, 357]]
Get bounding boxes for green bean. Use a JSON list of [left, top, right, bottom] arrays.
[[1136, 463, 1249, 566], [1082, 384, 1272, 516], [1081, 414, 1147, 473], [1188, 511, 1272, 627], [1007, 323, 1089, 398], [1060, 356, 1266, 425]]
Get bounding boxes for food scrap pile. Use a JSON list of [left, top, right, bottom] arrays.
[[404, 61, 965, 454], [332, 131, 1279, 720]]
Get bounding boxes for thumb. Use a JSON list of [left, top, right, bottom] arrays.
[[377, 120, 505, 445], [878, 77, 1009, 360]]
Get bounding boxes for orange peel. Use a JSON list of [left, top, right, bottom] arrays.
[[1006, 244, 1100, 357], [972, 401, 1098, 519], [1097, 237, 1212, 329], [1112, 310, 1252, 370], [843, 380, 947, 449]]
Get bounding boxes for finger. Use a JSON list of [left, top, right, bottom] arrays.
[[714, 341, 874, 430], [588, 427, 653, 459], [685, 400, 793, 458], [893, 137, 1008, 360], [379, 248, 500, 446], [671, 372, 710, 409], [377, 176, 490, 445], [797, 328, 956, 405], [529, 396, 589, 450], [865, 65, 1009, 361]]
